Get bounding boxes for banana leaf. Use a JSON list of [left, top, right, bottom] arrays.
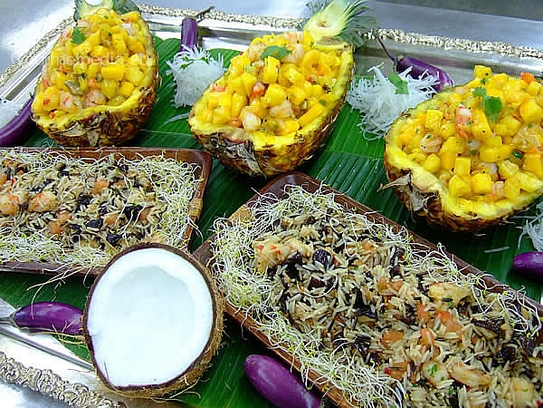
[[1, 34, 541, 407]]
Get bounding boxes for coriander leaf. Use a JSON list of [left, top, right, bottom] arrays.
[[482, 96, 503, 122], [71, 26, 86, 45], [473, 87, 503, 122], [473, 87, 486, 98], [388, 73, 409, 95], [261, 45, 291, 60]]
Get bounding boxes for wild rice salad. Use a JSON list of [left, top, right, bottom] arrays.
[[0, 149, 201, 270], [210, 184, 543, 407]]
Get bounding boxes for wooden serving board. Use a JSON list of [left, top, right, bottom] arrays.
[[0, 147, 211, 277], [193, 171, 543, 408]]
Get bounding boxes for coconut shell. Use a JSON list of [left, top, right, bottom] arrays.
[[83, 242, 224, 398]]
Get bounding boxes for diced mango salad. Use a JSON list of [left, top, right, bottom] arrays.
[[396, 65, 543, 201], [33, 9, 154, 118], [191, 31, 343, 136]]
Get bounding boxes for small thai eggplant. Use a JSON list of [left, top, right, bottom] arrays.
[[0, 97, 35, 146], [179, 17, 198, 51], [0, 301, 83, 335], [512, 251, 543, 281], [178, 6, 214, 52], [244, 354, 322, 408], [377, 36, 454, 92]]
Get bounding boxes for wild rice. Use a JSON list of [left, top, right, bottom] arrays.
[[210, 184, 543, 407], [0, 149, 201, 270]]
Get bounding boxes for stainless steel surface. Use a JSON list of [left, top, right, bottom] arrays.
[[0, 298, 93, 371], [0, 0, 542, 406]]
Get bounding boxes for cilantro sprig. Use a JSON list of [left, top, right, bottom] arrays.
[[71, 26, 86, 45], [388, 73, 408, 95], [473, 87, 503, 122], [261, 45, 291, 60]]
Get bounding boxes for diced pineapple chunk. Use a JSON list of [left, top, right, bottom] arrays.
[[102, 64, 125, 81], [473, 65, 492, 79], [264, 84, 287, 106], [498, 160, 520, 179], [422, 153, 441, 173], [262, 56, 280, 84], [472, 173, 493, 194], [126, 66, 144, 86], [495, 115, 521, 137], [515, 172, 541, 192], [522, 152, 543, 178], [298, 102, 326, 127], [519, 99, 543, 124], [439, 151, 456, 171], [471, 110, 492, 140], [449, 174, 471, 197], [425, 109, 443, 132], [453, 157, 471, 176], [504, 177, 521, 198], [119, 81, 134, 98], [231, 93, 246, 118]]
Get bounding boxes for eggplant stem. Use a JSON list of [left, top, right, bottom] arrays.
[[376, 34, 396, 63], [193, 5, 215, 21]]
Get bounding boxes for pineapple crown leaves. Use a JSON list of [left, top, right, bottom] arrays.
[[74, 0, 140, 20], [304, 0, 378, 48]]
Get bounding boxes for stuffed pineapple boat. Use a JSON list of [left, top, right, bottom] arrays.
[[384, 65, 543, 232], [188, 0, 375, 177], [31, 0, 159, 147]]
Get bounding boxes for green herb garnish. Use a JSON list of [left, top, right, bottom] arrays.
[[473, 87, 503, 122], [430, 363, 438, 376], [261, 46, 291, 60], [389, 73, 408, 95], [71, 26, 86, 45]]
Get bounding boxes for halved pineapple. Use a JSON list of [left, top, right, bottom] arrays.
[[384, 65, 543, 232], [31, 0, 158, 147], [188, 0, 375, 177]]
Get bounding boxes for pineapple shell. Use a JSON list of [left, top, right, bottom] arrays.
[[384, 73, 543, 233], [31, 9, 159, 147], [188, 38, 354, 177]]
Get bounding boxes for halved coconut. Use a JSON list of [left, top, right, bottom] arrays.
[[83, 243, 224, 397]]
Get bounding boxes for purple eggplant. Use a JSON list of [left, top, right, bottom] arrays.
[[179, 17, 199, 51], [512, 251, 543, 281], [377, 36, 454, 92], [0, 301, 83, 335], [0, 97, 35, 146], [178, 6, 215, 52], [244, 354, 322, 408]]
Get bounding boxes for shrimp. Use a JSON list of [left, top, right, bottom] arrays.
[[421, 361, 450, 387], [0, 193, 21, 216], [419, 133, 443, 154], [92, 178, 110, 195], [269, 99, 294, 119], [253, 236, 313, 273], [455, 104, 472, 139], [85, 90, 106, 107], [29, 191, 58, 213], [247, 41, 266, 62], [428, 282, 471, 306], [282, 43, 304, 64], [448, 360, 490, 388], [240, 109, 262, 131], [509, 377, 536, 408]]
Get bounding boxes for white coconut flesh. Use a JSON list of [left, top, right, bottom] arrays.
[[86, 247, 214, 388]]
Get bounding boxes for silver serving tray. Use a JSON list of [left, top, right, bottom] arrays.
[[1, 3, 543, 407], [2, 3, 543, 104]]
